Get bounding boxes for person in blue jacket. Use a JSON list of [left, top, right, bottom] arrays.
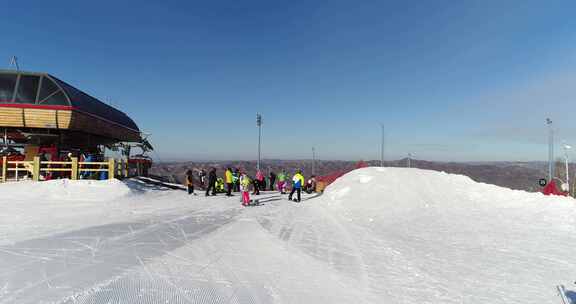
[[288, 170, 305, 202]]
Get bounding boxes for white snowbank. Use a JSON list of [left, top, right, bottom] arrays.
[[1, 178, 132, 201], [0, 178, 232, 246]]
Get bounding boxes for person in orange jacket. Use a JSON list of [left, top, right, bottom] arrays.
[[185, 169, 195, 195]]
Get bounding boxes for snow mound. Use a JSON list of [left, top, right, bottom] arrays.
[[323, 167, 576, 224], [314, 167, 576, 302]]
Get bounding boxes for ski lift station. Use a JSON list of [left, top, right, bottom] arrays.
[[0, 69, 152, 182]]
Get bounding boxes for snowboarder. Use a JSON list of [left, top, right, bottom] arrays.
[[288, 170, 305, 202], [185, 169, 195, 195], [225, 167, 234, 196], [205, 167, 217, 196], [240, 172, 251, 206], [269, 171, 276, 191]]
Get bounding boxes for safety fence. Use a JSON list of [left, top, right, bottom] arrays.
[[315, 161, 368, 192], [0, 156, 133, 183]]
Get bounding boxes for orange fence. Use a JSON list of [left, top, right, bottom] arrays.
[[315, 161, 367, 192]]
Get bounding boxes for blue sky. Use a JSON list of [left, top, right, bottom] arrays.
[[3, 0, 576, 161]]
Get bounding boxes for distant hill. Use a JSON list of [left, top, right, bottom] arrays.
[[150, 159, 559, 192]]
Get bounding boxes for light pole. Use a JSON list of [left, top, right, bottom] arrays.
[[547, 118, 554, 181], [256, 113, 262, 171], [312, 147, 316, 175], [407, 152, 413, 168], [564, 143, 571, 193], [380, 124, 385, 167]]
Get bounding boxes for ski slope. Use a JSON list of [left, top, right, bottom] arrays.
[[1, 168, 575, 303]]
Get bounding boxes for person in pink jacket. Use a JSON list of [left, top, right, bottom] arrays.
[[255, 170, 265, 194]]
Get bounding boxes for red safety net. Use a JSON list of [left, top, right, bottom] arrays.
[[542, 180, 568, 196], [316, 161, 368, 187]]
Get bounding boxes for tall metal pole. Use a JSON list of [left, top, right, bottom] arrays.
[[547, 118, 554, 181], [312, 147, 316, 175], [3, 129, 7, 150], [564, 143, 571, 193], [257, 113, 262, 171], [380, 124, 384, 167]]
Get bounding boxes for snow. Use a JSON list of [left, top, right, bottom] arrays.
[[1, 167, 576, 303]]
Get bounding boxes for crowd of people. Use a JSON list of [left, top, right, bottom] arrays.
[[184, 168, 317, 206]]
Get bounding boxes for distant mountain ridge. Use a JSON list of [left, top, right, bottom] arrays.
[[151, 159, 558, 192]]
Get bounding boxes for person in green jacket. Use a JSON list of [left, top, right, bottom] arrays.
[[277, 170, 287, 194]]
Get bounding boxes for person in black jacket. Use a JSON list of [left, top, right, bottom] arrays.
[[252, 176, 260, 195], [205, 168, 217, 196], [269, 171, 276, 191], [233, 168, 240, 192]]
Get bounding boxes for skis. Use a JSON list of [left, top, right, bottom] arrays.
[[557, 284, 570, 304], [242, 199, 264, 207]]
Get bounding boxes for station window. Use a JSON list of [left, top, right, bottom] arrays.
[[0, 74, 17, 102], [38, 78, 68, 105], [15, 75, 40, 104], [41, 91, 68, 105]]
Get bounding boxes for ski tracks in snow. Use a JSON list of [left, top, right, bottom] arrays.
[[0, 208, 240, 304], [255, 199, 373, 303]]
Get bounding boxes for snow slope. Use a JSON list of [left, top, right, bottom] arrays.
[[1, 168, 575, 303]]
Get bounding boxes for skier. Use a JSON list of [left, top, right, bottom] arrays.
[[225, 167, 234, 196], [205, 167, 217, 196], [240, 172, 251, 206], [198, 169, 206, 189], [277, 170, 287, 194], [269, 171, 276, 191], [233, 168, 240, 192], [306, 175, 317, 194], [252, 174, 260, 195], [288, 170, 305, 202], [215, 178, 225, 193], [185, 169, 195, 195]]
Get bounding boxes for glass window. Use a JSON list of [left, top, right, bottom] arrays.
[[38, 78, 60, 102], [0, 74, 17, 102], [41, 91, 68, 105], [15, 75, 40, 104]]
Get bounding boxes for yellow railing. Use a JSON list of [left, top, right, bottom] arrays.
[[1, 156, 130, 182]]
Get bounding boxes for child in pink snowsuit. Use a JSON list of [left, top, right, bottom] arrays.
[[240, 173, 251, 206]]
